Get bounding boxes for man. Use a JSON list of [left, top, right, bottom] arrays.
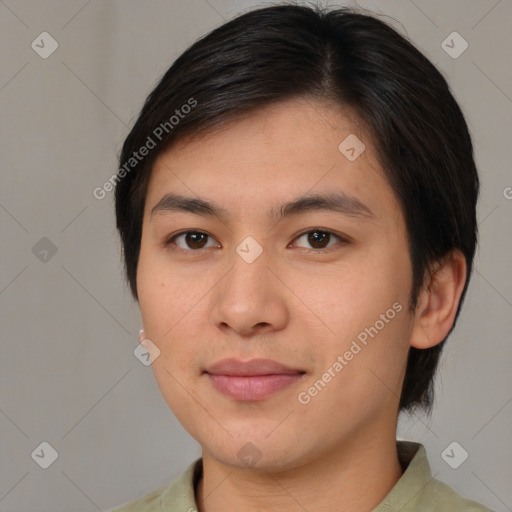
[[112, 4, 492, 511]]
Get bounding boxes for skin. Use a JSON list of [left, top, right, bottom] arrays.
[[136, 97, 467, 512]]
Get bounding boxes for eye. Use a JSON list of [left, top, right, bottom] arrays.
[[291, 229, 348, 252], [165, 229, 349, 253], [165, 231, 220, 251]]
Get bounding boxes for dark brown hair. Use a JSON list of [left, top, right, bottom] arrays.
[[114, 3, 479, 413]]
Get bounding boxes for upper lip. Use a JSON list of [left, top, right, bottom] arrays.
[[205, 358, 305, 376]]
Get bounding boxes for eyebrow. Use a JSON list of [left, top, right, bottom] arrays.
[[150, 191, 374, 222]]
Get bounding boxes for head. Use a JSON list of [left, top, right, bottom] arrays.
[[114, 3, 478, 469]]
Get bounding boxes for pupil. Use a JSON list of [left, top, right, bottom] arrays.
[[187, 232, 206, 248], [308, 231, 328, 248]]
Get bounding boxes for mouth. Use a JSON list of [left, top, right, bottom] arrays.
[[204, 358, 306, 401]]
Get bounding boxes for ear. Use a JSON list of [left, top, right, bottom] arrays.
[[410, 249, 467, 349]]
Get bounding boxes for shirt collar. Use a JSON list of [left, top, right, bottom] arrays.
[[373, 441, 434, 511], [161, 441, 433, 511]]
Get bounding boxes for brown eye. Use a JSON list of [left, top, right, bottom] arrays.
[[184, 232, 208, 249], [166, 231, 219, 250], [307, 231, 330, 249], [293, 230, 346, 251]]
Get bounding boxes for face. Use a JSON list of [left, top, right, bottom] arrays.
[[137, 97, 415, 471]]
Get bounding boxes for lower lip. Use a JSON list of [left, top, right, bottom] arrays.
[[207, 373, 303, 401]]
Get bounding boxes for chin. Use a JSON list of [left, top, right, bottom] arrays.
[[201, 432, 311, 473]]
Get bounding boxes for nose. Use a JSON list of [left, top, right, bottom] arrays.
[[210, 250, 289, 338]]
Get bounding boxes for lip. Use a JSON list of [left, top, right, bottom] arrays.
[[205, 358, 303, 376], [205, 358, 306, 401]]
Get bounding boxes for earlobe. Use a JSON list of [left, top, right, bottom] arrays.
[[410, 250, 467, 350]]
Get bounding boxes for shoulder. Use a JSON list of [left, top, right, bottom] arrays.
[[428, 477, 495, 512], [110, 457, 202, 512], [110, 484, 167, 512], [386, 441, 495, 512]]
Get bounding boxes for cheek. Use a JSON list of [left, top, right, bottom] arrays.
[[290, 248, 408, 337], [136, 248, 209, 377], [291, 243, 411, 386], [303, 309, 411, 423], [137, 245, 196, 331]]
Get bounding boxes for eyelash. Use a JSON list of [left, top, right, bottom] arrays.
[[164, 229, 350, 253]]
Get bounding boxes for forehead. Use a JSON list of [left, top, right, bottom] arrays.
[[144, 97, 400, 225]]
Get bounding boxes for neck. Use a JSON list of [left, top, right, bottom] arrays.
[[195, 424, 403, 512]]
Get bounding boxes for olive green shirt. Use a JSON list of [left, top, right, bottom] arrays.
[[112, 441, 494, 511]]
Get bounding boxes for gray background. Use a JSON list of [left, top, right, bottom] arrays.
[[0, 0, 511, 511]]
